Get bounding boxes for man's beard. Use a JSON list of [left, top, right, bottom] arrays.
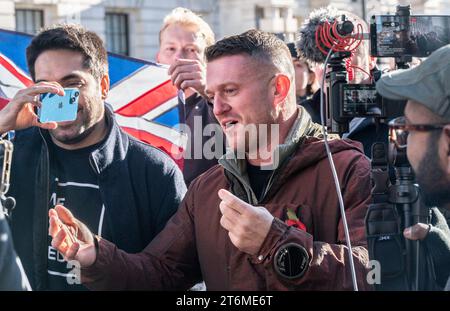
[[49, 96, 103, 145], [51, 124, 97, 145], [415, 135, 450, 207]]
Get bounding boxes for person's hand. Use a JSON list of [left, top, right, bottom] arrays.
[[48, 205, 97, 267], [0, 82, 64, 133], [403, 223, 431, 241], [168, 58, 207, 98], [218, 189, 274, 255]]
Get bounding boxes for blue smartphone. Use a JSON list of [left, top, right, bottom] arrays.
[[38, 88, 79, 123]]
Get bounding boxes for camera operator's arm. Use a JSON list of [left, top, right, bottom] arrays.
[[0, 208, 31, 290], [0, 82, 64, 134], [404, 207, 450, 288]]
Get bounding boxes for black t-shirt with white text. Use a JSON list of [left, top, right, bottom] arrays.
[[47, 140, 111, 291]]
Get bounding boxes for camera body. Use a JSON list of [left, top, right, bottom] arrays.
[[324, 51, 407, 134], [38, 88, 79, 123], [335, 83, 405, 119]]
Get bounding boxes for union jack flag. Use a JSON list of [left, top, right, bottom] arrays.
[[0, 29, 185, 168]]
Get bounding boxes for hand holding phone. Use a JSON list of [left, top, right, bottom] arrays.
[[0, 82, 64, 133], [38, 88, 79, 123]]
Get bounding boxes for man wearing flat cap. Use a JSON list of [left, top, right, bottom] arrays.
[[377, 44, 450, 290]]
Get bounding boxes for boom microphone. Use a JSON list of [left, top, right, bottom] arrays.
[[297, 6, 342, 64], [297, 7, 361, 64]]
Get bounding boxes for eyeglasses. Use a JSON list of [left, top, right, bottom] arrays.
[[388, 116, 449, 149]]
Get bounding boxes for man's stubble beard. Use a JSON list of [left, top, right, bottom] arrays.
[[415, 133, 450, 207], [49, 96, 103, 146]]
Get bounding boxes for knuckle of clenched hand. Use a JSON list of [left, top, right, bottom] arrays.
[[236, 227, 246, 240], [182, 81, 192, 89], [220, 216, 229, 229], [240, 218, 251, 232], [232, 235, 242, 248], [236, 239, 247, 251]]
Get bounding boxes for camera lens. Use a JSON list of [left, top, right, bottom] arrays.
[[70, 97, 76, 104], [74, 91, 79, 97]]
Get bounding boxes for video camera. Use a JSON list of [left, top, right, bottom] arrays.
[[325, 5, 450, 135], [317, 5, 450, 290]]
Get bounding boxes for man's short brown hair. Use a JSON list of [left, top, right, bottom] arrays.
[[205, 29, 294, 79], [26, 24, 108, 81]]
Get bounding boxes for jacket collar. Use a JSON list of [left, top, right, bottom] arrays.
[[218, 106, 325, 203], [218, 106, 323, 175], [89, 103, 129, 174]]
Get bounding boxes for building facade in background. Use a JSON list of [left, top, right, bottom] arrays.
[[0, 0, 449, 61]]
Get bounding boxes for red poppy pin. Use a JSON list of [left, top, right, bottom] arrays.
[[285, 208, 306, 231]]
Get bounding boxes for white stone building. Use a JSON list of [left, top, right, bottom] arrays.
[[0, 0, 449, 61]]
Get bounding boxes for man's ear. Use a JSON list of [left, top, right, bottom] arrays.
[[444, 125, 450, 175], [273, 74, 290, 107], [156, 51, 160, 63], [100, 74, 110, 100]]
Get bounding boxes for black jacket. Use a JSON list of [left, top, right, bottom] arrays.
[[9, 105, 186, 290], [300, 90, 322, 125]]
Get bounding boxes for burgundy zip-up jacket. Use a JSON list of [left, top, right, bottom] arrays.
[[82, 111, 373, 290]]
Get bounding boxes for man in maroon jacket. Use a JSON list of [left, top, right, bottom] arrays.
[[48, 30, 373, 290]]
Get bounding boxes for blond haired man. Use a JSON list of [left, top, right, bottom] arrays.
[[157, 8, 223, 185]]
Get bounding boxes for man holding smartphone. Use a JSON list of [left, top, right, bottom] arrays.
[[0, 24, 186, 290]]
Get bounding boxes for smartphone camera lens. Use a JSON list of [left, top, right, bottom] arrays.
[[74, 91, 80, 97], [70, 97, 76, 104]]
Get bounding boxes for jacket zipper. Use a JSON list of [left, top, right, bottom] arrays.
[[227, 168, 257, 205]]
